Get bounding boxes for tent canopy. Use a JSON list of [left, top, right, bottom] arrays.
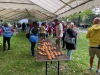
[[0, 0, 99, 21]]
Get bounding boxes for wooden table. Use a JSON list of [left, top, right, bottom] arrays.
[[36, 38, 70, 75]]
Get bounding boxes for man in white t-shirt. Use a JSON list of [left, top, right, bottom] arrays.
[[54, 19, 63, 50]]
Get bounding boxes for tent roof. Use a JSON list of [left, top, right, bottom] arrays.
[[0, 0, 99, 21]]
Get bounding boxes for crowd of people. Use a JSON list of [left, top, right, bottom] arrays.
[[26, 19, 79, 60], [0, 20, 79, 59], [1, 17, 100, 74]]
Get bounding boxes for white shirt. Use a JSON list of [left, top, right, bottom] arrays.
[[56, 23, 63, 37]]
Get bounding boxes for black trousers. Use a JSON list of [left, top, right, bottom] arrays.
[[31, 42, 36, 56], [3, 37, 11, 51], [22, 27, 25, 31], [62, 34, 66, 48]]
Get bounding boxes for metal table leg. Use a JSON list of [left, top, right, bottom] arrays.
[[46, 61, 47, 75], [46, 61, 60, 75], [58, 61, 60, 75], [51, 61, 52, 64]]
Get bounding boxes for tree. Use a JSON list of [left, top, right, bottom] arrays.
[[60, 9, 95, 27]]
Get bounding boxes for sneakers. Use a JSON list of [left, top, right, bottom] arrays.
[[96, 70, 100, 74], [89, 67, 94, 70], [3, 51, 6, 52], [89, 68, 100, 74]]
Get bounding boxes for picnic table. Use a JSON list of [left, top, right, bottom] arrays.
[[36, 38, 70, 75]]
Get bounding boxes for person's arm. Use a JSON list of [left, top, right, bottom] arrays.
[[58, 30, 61, 37]]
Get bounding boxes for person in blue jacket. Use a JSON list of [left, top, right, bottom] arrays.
[[2, 22, 14, 52], [29, 21, 38, 56]]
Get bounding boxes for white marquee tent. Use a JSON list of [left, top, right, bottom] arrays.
[[0, 0, 99, 21]]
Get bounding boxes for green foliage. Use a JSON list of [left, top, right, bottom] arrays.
[[68, 13, 80, 22], [61, 9, 96, 26], [80, 9, 94, 24], [80, 9, 94, 17], [0, 32, 98, 75]]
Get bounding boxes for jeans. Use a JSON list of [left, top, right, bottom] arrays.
[[31, 42, 36, 56], [67, 50, 72, 59], [3, 37, 11, 51]]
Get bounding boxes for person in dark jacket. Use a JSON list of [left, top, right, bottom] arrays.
[[2, 22, 14, 52], [22, 22, 26, 31], [29, 21, 38, 56], [65, 23, 77, 60]]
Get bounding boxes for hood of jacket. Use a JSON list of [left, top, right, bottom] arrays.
[[91, 24, 100, 31]]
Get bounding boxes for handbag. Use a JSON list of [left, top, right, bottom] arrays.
[[29, 34, 38, 42], [64, 31, 75, 44], [26, 33, 30, 38]]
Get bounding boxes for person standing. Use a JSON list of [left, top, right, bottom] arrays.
[[65, 23, 76, 60], [40, 22, 46, 39], [29, 21, 38, 56], [86, 17, 100, 73], [22, 22, 26, 31], [26, 23, 30, 33], [2, 22, 14, 52], [13, 23, 17, 35], [54, 19, 63, 50]]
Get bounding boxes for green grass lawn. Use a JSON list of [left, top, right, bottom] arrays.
[[0, 32, 98, 75]]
